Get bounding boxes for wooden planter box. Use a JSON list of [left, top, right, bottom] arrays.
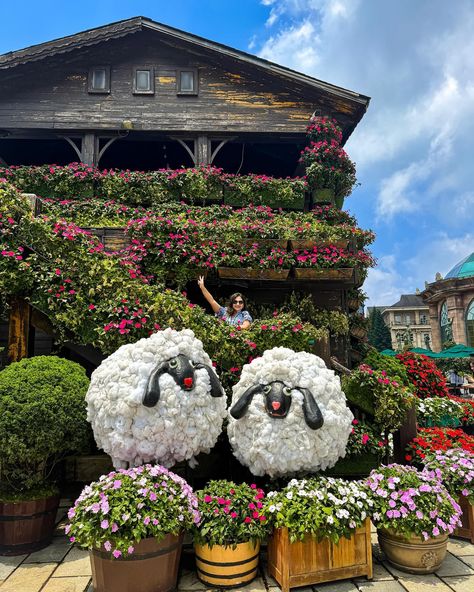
[[289, 239, 349, 251], [454, 495, 474, 544], [267, 520, 372, 592], [84, 227, 130, 251], [218, 267, 290, 280], [239, 238, 288, 249], [294, 268, 354, 281]]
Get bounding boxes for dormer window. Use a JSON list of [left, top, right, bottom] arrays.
[[133, 67, 154, 95], [177, 69, 198, 95], [88, 67, 110, 93]]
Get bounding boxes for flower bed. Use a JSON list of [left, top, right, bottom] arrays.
[[396, 352, 449, 399], [406, 427, 474, 462]]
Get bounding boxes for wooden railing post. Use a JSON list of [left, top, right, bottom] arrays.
[[7, 298, 31, 363], [393, 406, 417, 464]]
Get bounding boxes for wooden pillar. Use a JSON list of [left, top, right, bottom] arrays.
[[393, 406, 417, 464], [81, 133, 99, 166], [7, 298, 31, 363], [195, 135, 211, 165]]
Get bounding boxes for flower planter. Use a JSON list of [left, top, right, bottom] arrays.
[[311, 188, 335, 206], [422, 415, 461, 428], [224, 190, 305, 211], [347, 298, 361, 312], [194, 541, 260, 588], [90, 533, 184, 592], [289, 239, 349, 250], [267, 521, 372, 592], [0, 493, 60, 556], [217, 267, 290, 280], [293, 268, 354, 281], [84, 227, 130, 251], [350, 327, 367, 340], [377, 529, 448, 574], [453, 495, 474, 544], [242, 238, 289, 249]]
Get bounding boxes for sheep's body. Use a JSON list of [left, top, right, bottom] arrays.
[[227, 348, 353, 477], [86, 328, 227, 468]]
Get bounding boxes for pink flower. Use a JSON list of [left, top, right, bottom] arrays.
[[100, 520, 109, 529], [113, 550, 122, 558]]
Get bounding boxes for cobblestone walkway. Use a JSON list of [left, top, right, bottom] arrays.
[[1, 499, 473, 592]]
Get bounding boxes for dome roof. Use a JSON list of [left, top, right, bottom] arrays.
[[445, 252, 474, 279]]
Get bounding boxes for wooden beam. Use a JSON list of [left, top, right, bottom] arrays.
[[196, 135, 210, 165], [81, 132, 98, 166], [7, 298, 31, 363]]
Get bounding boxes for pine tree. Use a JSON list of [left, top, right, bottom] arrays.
[[367, 308, 392, 351]]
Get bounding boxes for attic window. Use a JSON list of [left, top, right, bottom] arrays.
[[88, 67, 110, 94], [177, 69, 198, 95], [133, 67, 154, 95]]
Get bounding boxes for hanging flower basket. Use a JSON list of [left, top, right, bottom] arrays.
[[217, 268, 290, 280], [293, 268, 354, 281], [267, 521, 372, 592], [350, 326, 367, 340]]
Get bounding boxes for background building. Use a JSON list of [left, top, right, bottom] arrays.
[[382, 294, 432, 350], [422, 252, 474, 351]]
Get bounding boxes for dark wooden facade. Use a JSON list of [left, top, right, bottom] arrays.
[[0, 17, 369, 173]]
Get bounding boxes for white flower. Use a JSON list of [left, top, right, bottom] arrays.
[[286, 491, 294, 500]]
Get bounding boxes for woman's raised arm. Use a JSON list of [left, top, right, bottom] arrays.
[[197, 276, 221, 314]]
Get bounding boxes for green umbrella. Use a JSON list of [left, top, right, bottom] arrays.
[[380, 349, 396, 356], [436, 344, 474, 358]]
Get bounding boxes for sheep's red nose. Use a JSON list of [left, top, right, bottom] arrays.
[[183, 377, 193, 388], [272, 401, 281, 411]]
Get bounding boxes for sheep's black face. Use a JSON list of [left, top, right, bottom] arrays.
[[167, 354, 196, 391], [143, 354, 224, 407], [262, 381, 292, 418]]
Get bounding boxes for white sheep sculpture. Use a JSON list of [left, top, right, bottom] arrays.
[[86, 328, 227, 469], [227, 347, 354, 477]]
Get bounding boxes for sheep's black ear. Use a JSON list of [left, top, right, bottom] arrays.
[[143, 363, 168, 407], [298, 387, 324, 430], [230, 385, 261, 419], [194, 363, 225, 397]]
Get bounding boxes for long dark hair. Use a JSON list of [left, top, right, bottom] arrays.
[[226, 292, 247, 317]]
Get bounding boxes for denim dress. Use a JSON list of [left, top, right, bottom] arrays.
[[216, 306, 252, 326]]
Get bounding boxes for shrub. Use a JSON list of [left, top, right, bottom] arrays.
[[0, 356, 90, 498], [396, 352, 449, 398], [364, 349, 411, 387]]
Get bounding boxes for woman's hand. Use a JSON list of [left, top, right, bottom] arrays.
[[197, 275, 205, 290]]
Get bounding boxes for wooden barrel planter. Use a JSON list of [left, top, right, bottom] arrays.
[[194, 541, 260, 588], [293, 268, 354, 281], [0, 493, 60, 556], [267, 520, 372, 592], [453, 495, 474, 544], [91, 533, 184, 592], [217, 268, 290, 280]]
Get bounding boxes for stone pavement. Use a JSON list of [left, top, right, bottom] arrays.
[[1, 498, 474, 592]]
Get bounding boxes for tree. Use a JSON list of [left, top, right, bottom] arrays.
[[367, 308, 392, 351]]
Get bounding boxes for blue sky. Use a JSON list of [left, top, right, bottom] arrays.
[[2, 0, 473, 307]]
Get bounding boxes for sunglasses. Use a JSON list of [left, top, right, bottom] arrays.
[[233, 299, 244, 304]]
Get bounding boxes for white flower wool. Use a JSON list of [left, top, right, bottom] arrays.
[[227, 347, 353, 477], [86, 328, 227, 469]]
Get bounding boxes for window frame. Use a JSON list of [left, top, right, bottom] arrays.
[[466, 299, 474, 347], [88, 66, 111, 94], [133, 66, 155, 95], [176, 68, 199, 96]]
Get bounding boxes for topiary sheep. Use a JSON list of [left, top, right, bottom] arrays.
[[86, 328, 227, 468], [227, 347, 353, 477]]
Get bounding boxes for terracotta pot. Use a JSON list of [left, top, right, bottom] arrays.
[[0, 493, 60, 556], [194, 540, 260, 588], [90, 533, 183, 592], [377, 529, 448, 574], [217, 267, 290, 280]]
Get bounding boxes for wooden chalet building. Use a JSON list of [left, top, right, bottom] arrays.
[[0, 17, 371, 368], [0, 16, 369, 174]]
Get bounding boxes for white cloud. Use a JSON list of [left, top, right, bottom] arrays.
[[364, 255, 403, 308], [259, 20, 321, 71]]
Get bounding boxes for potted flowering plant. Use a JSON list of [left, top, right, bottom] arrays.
[[406, 427, 474, 464], [192, 480, 269, 587], [264, 477, 373, 591], [423, 449, 474, 543], [396, 352, 449, 399], [67, 464, 200, 592], [367, 464, 462, 573]]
